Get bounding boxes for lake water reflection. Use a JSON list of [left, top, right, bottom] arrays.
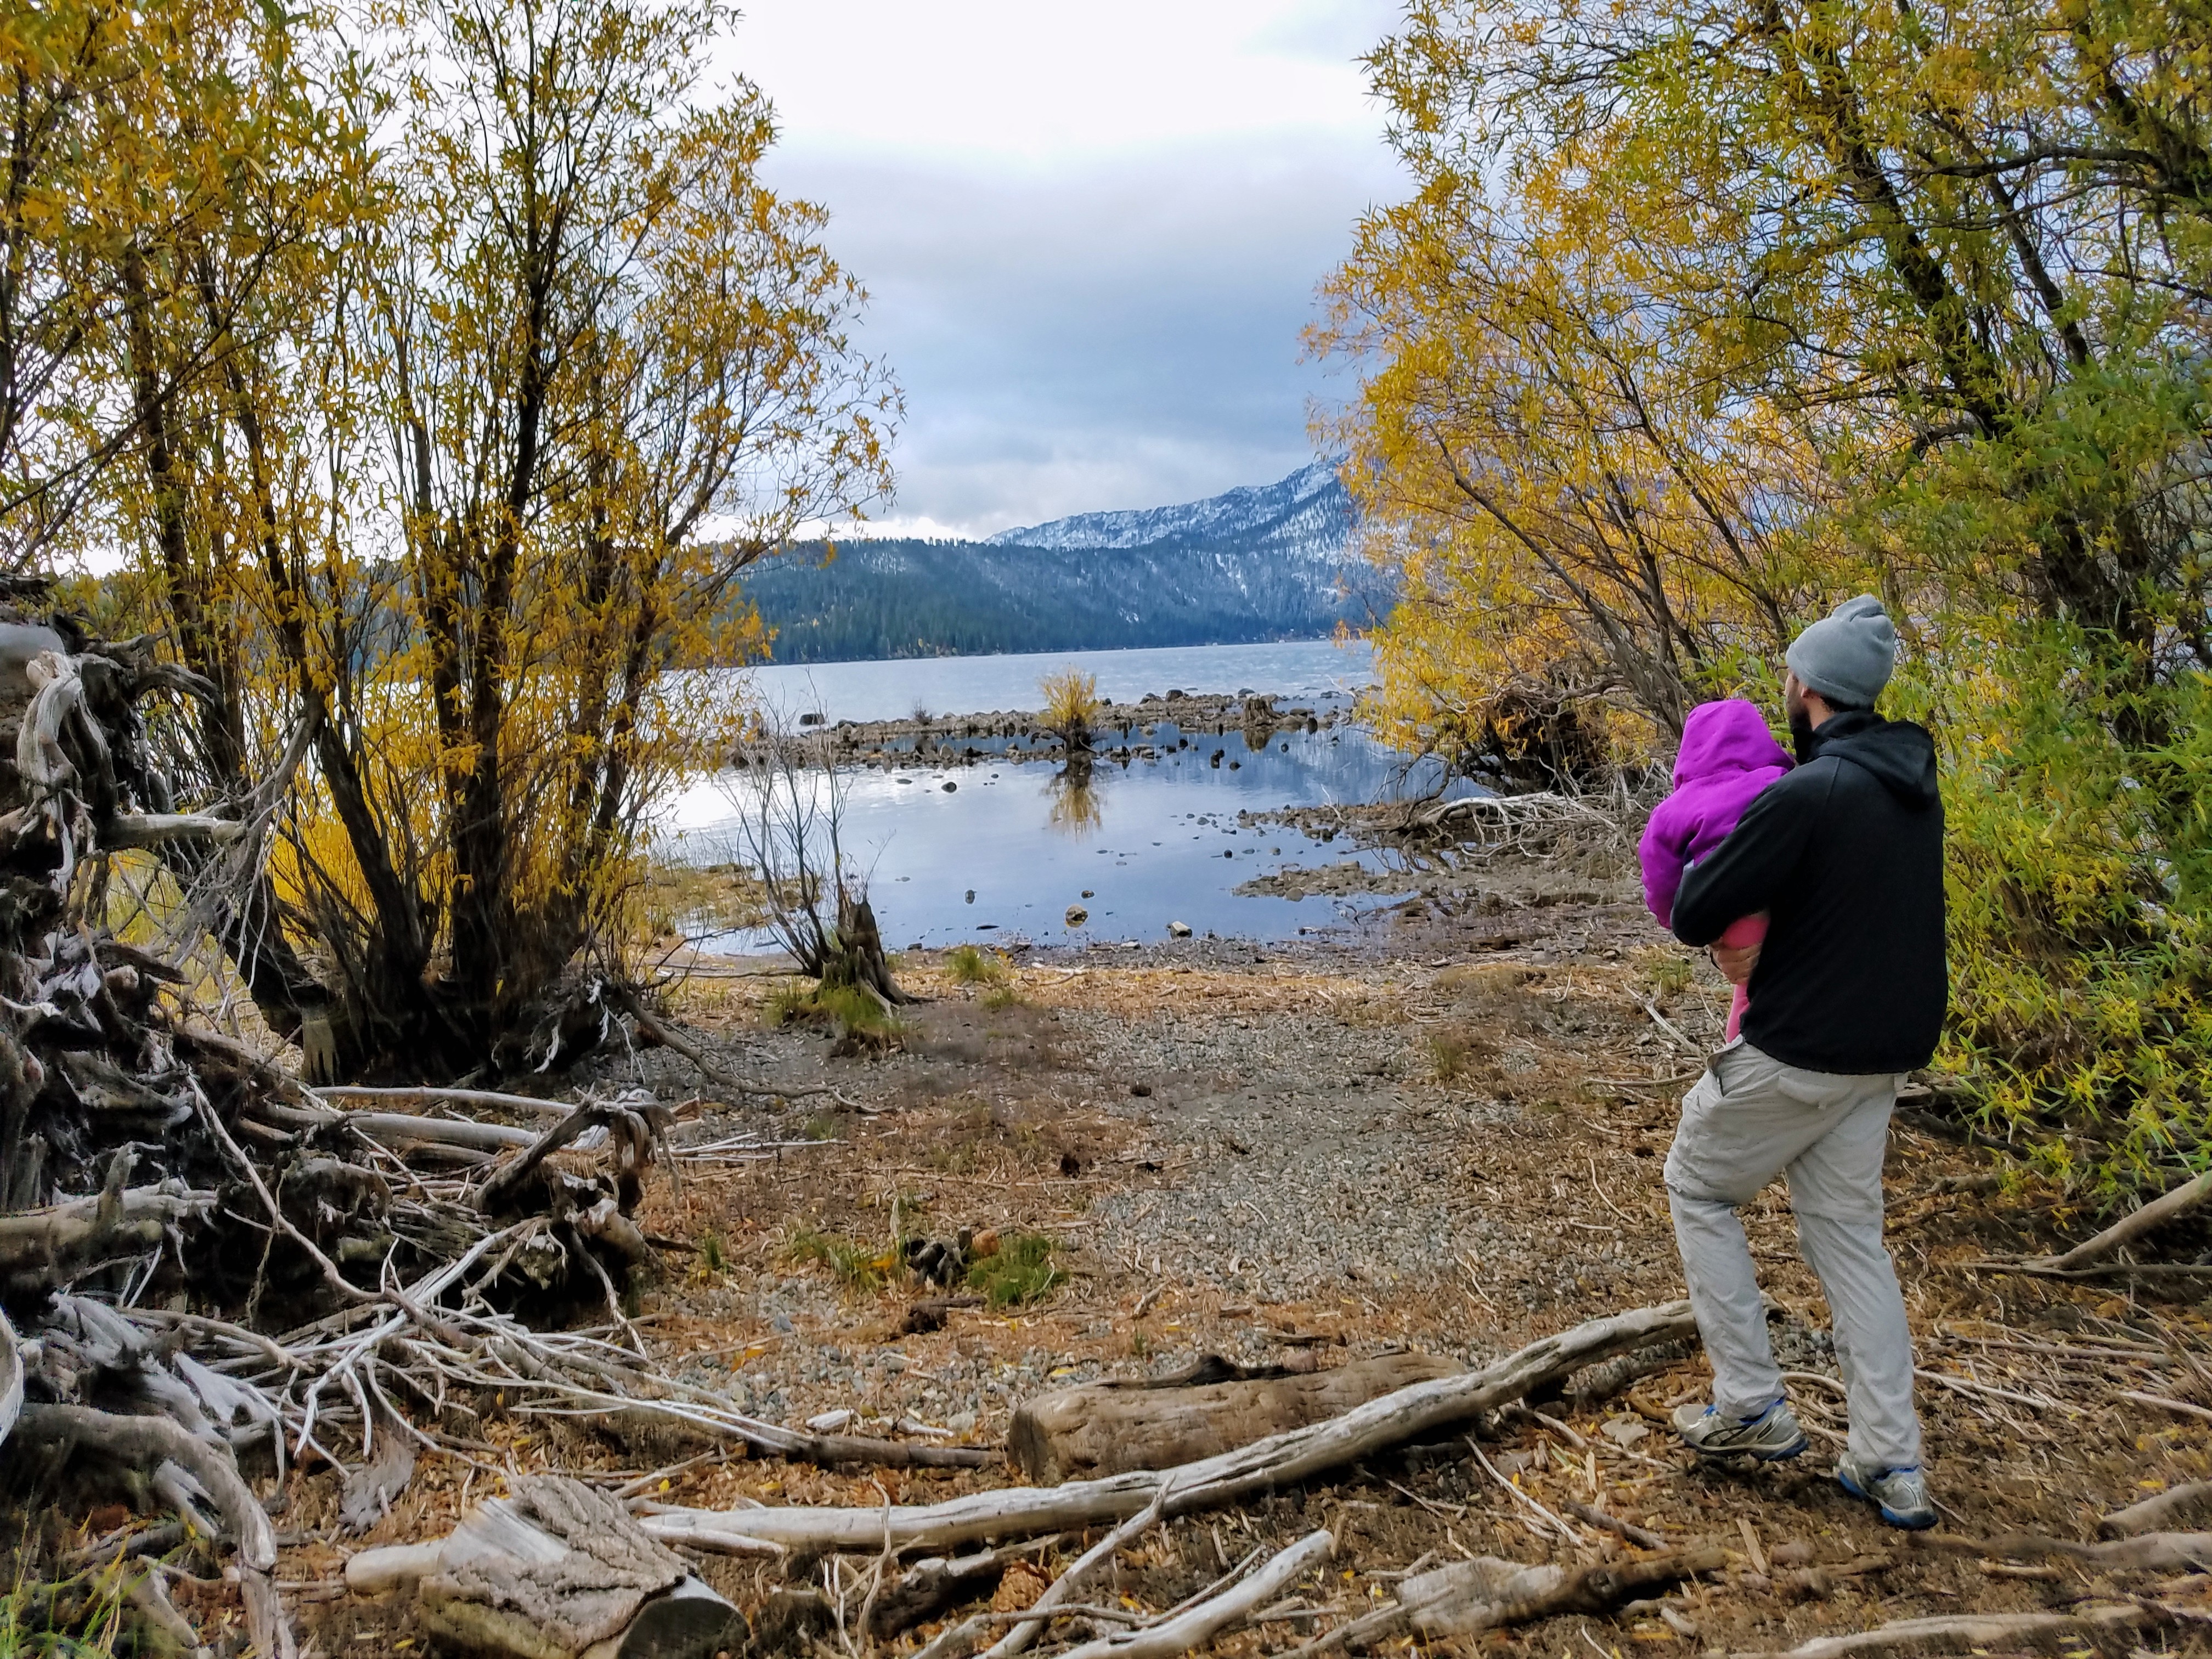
[[661, 639, 1474, 949]]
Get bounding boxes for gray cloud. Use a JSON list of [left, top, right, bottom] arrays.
[[762, 132, 1404, 537]]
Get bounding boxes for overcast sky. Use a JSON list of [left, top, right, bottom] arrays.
[[713, 2, 1405, 540]]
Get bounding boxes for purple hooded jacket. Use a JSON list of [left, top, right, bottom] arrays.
[[1639, 699, 1793, 929]]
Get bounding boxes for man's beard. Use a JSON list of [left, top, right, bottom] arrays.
[[1788, 705, 1817, 761]]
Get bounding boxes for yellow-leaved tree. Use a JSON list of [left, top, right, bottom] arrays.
[[107, 0, 897, 1075], [1329, 0, 2212, 1192]]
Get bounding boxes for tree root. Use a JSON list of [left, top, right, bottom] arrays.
[[15, 1402, 294, 1659]]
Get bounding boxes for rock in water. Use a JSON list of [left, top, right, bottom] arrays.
[[1064, 905, 1088, 927], [1167, 921, 1192, 938]]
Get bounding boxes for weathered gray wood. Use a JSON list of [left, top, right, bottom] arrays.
[[1290, 1549, 1726, 1656], [403, 1476, 737, 1659], [643, 1300, 1700, 1555], [2100, 1480, 2212, 1538], [1008, 1352, 1463, 1483]]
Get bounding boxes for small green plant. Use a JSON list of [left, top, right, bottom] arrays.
[[768, 980, 906, 1053], [946, 943, 1010, 986], [0, 1558, 138, 1657], [967, 1231, 1065, 1307], [800, 1114, 838, 1142], [785, 1225, 895, 1294], [1638, 949, 1695, 998], [700, 1231, 726, 1273], [765, 979, 814, 1026], [980, 983, 1021, 1011], [1130, 1326, 1150, 1358]]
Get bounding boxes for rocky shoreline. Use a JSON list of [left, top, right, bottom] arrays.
[[772, 687, 1355, 769]]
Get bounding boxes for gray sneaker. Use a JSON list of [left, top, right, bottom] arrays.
[[1836, 1454, 1937, 1529], [1671, 1397, 1808, 1460]]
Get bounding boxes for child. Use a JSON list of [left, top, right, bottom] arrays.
[[1638, 699, 1794, 1042]]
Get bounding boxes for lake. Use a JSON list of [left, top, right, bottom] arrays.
[[661, 637, 1468, 950], [742, 637, 1375, 727]]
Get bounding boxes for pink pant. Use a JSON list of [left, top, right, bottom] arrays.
[[1720, 912, 1768, 1042]]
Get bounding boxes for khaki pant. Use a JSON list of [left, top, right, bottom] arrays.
[[1664, 1040, 1922, 1470]]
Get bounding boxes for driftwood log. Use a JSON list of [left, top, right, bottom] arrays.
[[350, 1476, 737, 1659], [1007, 1352, 1461, 1483], [2100, 1480, 2212, 1537], [641, 1301, 1701, 1555]]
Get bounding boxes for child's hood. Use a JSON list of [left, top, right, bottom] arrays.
[[1673, 698, 1793, 787]]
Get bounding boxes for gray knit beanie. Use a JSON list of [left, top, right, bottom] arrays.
[[1786, 595, 1897, 708]]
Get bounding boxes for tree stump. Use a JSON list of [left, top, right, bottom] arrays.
[[403, 1476, 737, 1659], [1007, 1352, 1463, 1483]]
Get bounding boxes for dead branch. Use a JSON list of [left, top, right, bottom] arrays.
[[313, 1084, 574, 1119], [984, 1484, 1173, 1658], [1722, 1603, 2159, 1659], [1915, 1530, 2212, 1573], [2045, 1170, 2212, 1271], [1563, 1500, 1666, 1549], [1054, 1529, 1333, 1659], [641, 1300, 1699, 1554]]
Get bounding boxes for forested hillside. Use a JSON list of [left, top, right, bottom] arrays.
[[744, 462, 1389, 660]]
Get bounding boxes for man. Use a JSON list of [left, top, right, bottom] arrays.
[[1663, 595, 1947, 1530]]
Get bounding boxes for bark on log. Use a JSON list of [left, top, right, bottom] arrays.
[[2100, 1481, 2212, 1538], [1007, 1352, 1462, 1483], [366, 1475, 738, 1659], [1295, 1549, 1725, 1655], [640, 1301, 1699, 1555]]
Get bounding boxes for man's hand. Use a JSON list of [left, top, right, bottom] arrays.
[[1711, 939, 1761, 985]]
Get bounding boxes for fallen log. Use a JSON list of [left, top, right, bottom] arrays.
[[1292, 1548, 1725, 1655], [356, 1475, 737, 1659], [1007, 1352, 1462, 1483], [2100, 1481, 2212, 1538], [640, 1300, 1699, 1554], [1724, 1604, 2162, 1659]]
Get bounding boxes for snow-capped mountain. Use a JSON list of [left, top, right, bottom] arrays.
[[986, 460, 1354, 563], [743, 461, 1387, 663]]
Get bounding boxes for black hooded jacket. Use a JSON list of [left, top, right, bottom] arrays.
[[1672, 709, 1947, 1075]]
